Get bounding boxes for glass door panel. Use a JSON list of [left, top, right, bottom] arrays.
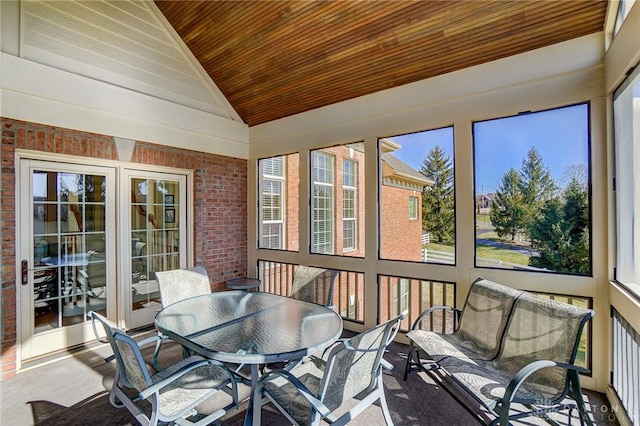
[[124, 172, 186, 328], [20, 160, 116, 360]]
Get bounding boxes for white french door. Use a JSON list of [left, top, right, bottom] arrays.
[[121, 169, 188, 328], [18, 159, 116, 360], [18, 158, 190, 360]]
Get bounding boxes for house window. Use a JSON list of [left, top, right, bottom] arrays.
[[614, 65, 640, 296], [309, 144, 365, 257], [379, 127, 455, 265], [474, 103, 591, 275], [409, 196, 418, 220], [259, 156, 286, 250], [312, 151, 334, 254], [343, 160, 357, 251]]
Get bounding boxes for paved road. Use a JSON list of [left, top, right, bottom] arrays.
[[475, 229, 538, 256]]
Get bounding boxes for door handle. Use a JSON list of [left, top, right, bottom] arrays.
[[22, 259, 28, 285]]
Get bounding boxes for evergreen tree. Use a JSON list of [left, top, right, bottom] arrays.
[[561, 176, 590, 273], [419, 146, 454, 243], [529, 176, 590, 274], [490, 167, 527, 241], [519, 147, 557, 243]]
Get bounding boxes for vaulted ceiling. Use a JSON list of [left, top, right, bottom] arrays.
[[155, 1, 607, 127]]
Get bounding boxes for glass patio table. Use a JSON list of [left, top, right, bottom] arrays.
[[154, 290, 343, 392]]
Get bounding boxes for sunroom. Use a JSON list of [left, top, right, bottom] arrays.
[[1, 1, 639, 425]]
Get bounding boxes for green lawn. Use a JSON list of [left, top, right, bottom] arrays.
[[476, 213, 491, 222], [424, 242, 454, 253], [475, 243, 529, 265], [425, 241, 530, 265]]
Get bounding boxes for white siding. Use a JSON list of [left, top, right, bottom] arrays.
[[21, 0, 238, 121]]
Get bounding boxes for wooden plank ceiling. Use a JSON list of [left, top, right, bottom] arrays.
[[155, 1, 607, 127]]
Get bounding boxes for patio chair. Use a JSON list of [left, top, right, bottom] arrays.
[[249, 310, 407, 426], [259, 266, 339, 373], [88, 311, 238, 426], [153, 268, 211, 368], [289, 266, 339, 310], [156, 267, 211, 307]]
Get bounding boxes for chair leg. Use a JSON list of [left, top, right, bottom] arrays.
[[378, 382, 394, 425], [108, 371, 126, 408], [108, 386, 125, 408], [568, 371, 594, 426], [152, 333, 163, 371], [403, 344, 418, 380]]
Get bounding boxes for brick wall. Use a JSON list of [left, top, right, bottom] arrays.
[[380, 185, 423, 261], [285, 154, 300, 251], [0, 118, 247, 379]]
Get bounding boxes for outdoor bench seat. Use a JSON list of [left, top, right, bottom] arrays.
[[404, 278, 595, 426]]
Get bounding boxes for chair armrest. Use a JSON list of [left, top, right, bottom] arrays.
[[256, 369, 331, 417], [317, 338, 348, 361], [411, 306, 461, 331], [136, 335, 163, 349], [344, 310, 406, 353], [502, 360, 591, 406], [139, 357, 237, 400]]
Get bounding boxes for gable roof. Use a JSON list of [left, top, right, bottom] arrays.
[[382, 152, 432, 186]]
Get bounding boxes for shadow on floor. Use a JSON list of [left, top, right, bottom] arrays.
[[2, 330, 619, 426]]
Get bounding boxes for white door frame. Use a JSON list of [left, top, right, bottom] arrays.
[[119, 167, 192, 329], [15, 150, 194, 366], [17, 156, 117, 362]]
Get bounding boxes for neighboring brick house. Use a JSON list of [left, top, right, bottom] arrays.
[[259, 139, 432, 319], [379, 139, 433, 262], [260, 140, 430, 258], [260, 144, 367, 257]]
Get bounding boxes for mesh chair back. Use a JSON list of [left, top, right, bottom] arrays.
[[320, 312, 404, 411], [457, 279, 522, 359], [88, 311, 152, 391], [186, 265, 208, 276], [156, 269, 211, 307], [89, 310, 116, 345], [498, 292, 594, 399], [112, 331, 154, 392], [289, 266, 338, 309]]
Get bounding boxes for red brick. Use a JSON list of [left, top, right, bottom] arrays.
[[0, 118, 249, 379]]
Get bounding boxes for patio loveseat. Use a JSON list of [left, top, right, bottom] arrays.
[[403, 278, 595, 425]]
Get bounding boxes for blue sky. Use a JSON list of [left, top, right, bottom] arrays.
[[388, 103, 589, 194]]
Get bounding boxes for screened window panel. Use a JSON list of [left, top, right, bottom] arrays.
[[379, 127, 454, 264], [614, 66, 640, 294]]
